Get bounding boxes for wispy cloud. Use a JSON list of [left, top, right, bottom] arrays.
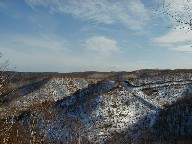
[[25, 0, 150, 31], [152, 27, 192, 52], [85, 36, 120, 56], [152, 29, 192, 44], [1, 34, 68, 54], [171, 45, 192, 52]]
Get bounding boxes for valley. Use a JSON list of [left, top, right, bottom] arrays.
[[0, 69, 192, 143]]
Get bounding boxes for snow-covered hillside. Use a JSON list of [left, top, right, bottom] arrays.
[[0, 70, 192, 143]]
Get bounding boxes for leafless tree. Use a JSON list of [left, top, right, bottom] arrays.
[[0, 52, 11, 102], [156, 0, 192, 31], [0, 52, 16, 143]]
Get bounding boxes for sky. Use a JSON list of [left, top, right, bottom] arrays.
[[1, 0, 192, 72]]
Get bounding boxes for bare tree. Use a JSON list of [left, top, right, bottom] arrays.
[[156, 0, 192, 31], [0, 52, 16, 144], [0, 52, 17, 103], [0, 52, 11, 102]]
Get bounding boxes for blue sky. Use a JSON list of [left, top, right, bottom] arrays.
[[1, 0, 192, 72]]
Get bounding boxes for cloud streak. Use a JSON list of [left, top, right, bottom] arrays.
[[25, 0, 150, 31], [152, 29, 192, 44], [152, 27, 192, 52], [171, 45, 192, 52], [85, 36, 120, 56], [0, 34, 67, 54]]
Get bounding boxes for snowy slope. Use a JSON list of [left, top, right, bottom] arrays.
[[1, 70, 192, 143]]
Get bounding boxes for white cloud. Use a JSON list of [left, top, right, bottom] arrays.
[[152, 29, 192, 44], [152, 26, 192, 52], [171, 45, 192, 52], [25, 0, 150, 31], [85, 36, 120, 56]]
